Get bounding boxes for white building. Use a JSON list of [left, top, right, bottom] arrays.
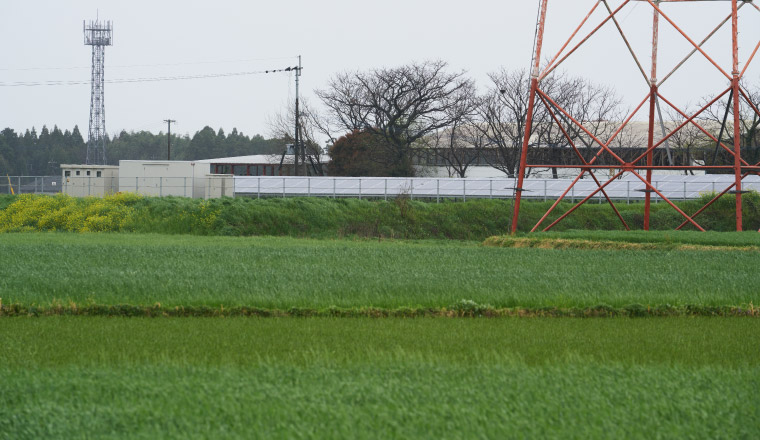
[[61, 164, 119, 197]]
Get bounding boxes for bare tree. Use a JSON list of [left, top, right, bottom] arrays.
[[474, 68, 626, 178], [660, 106, 710, 175], [697, 82, 760, 167], [316, 60, 475, 176], [473, 69, 534, 178], [267, 99, 328, 176], [424, 82, 480, 178], [427, 123, 487, 178]]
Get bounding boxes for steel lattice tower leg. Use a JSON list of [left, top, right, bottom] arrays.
[[511, 0, 760, 233], [84, 19, 113, 165]]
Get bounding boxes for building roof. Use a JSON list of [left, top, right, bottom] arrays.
[[60, 164, 119, 169], [196, 154, 330, 165]]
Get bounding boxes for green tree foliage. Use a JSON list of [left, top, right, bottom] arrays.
[[329, 130, 399, 176], [317, 60, 474, 177], [0, 125, 287, 175]]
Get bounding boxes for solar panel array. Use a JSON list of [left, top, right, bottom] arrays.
[[234, 175, 760, 201]]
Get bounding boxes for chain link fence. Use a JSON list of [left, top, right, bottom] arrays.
[[2, 176, 62, 195]]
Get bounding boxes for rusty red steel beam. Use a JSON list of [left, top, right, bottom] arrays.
[[522, 165, 760, 170], [732, 0, 744, 231], [645, 6, 660, 230], [546, 89, 653, 170], [739, 87, 760, 120], [674, 167, 760, 231], [740, 38, 760, 78], [529, 169, 588, 233], [541, 1, 602, 79], [603, 0, 649, 83], [659, 8, 739, 87], [628, 170, 706, 231], [536, 88, 628, 165], [511, 0, 549, 235], [656, 91, 743, 165], [540, 0, 632, 81], [675, 182, 737, 231], [535, 93, 631, 231], [523, 86, 648, 232], [633, 88, 749, 165], [518, 0, 758, 233], [597, 91, 655, 156], [645, 0, 733, 80], [541, 171, 626, 232], [632, 89, 746, 166]]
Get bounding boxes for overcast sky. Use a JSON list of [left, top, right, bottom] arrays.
[[1, 1, 758, 143]]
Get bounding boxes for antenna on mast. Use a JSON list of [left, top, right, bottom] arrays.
[[83, 16, 113, 165]]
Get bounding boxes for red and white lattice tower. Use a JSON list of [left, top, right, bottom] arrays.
[[512, 0, 760, 232]]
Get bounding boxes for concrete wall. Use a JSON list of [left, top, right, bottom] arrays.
[[61, 165, 119, 197], [204, 174, 234, 199], [60, 161, 232, 199], [118, 161, 212, 198]]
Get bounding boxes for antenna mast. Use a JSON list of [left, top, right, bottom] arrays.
[[83, 17, 113, 165]]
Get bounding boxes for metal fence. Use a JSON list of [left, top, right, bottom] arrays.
[[2, 176, 233, 198], [2, 176, 62, 195], [5, 174, 760, 202], [234, 175, 760, 202]]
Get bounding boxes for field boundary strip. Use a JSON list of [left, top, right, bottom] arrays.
[[0, 302, 757, 318], [483, 237, 760, 252]]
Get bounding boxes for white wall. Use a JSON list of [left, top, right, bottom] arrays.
[[119, 161, 210, 197], [61, 165, 119, 197]]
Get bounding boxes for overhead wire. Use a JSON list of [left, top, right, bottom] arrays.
[[0, 66, 299, 87], [0, 55, 299, 72]]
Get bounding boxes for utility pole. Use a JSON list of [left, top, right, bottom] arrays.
[[294, 55, 303, 176], [164, 119, 176, 160]]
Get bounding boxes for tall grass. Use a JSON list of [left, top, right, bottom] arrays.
[[2, 192, 760, 238], [2, 317, 757, 367], [2, 317, 758, 439], [1, 233, 758, 309], [4, 363, 757, 439]]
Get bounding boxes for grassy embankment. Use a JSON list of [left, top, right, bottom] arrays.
[[1, 317, 758, 439], [1, 192, 760, 238]]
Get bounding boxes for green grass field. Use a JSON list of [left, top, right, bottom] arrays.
[[1, 317, 758, 439], [1, 230, 759, 438], [3, 317, 758, 367], [1, 232, 758, 310]]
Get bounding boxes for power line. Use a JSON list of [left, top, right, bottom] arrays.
[[0, 66, 301, 87], [0, 55, 299, 72]]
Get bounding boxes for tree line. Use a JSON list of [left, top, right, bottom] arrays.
[[3, 60, 758, 178], [312, 61, 760, 178], [0, 126, 286, 176]]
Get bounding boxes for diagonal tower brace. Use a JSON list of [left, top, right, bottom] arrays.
[[512, 0, 760, 233]]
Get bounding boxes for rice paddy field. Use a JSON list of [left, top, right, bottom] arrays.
[[1, 231, 759, 438]]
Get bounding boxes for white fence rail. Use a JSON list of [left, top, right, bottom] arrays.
[[235, 175, 760, 202], [5, 175, 760, 202]]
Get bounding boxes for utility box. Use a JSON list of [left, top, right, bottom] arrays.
[[118, 160, 211, 198], [61, 164, 119, 197]]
